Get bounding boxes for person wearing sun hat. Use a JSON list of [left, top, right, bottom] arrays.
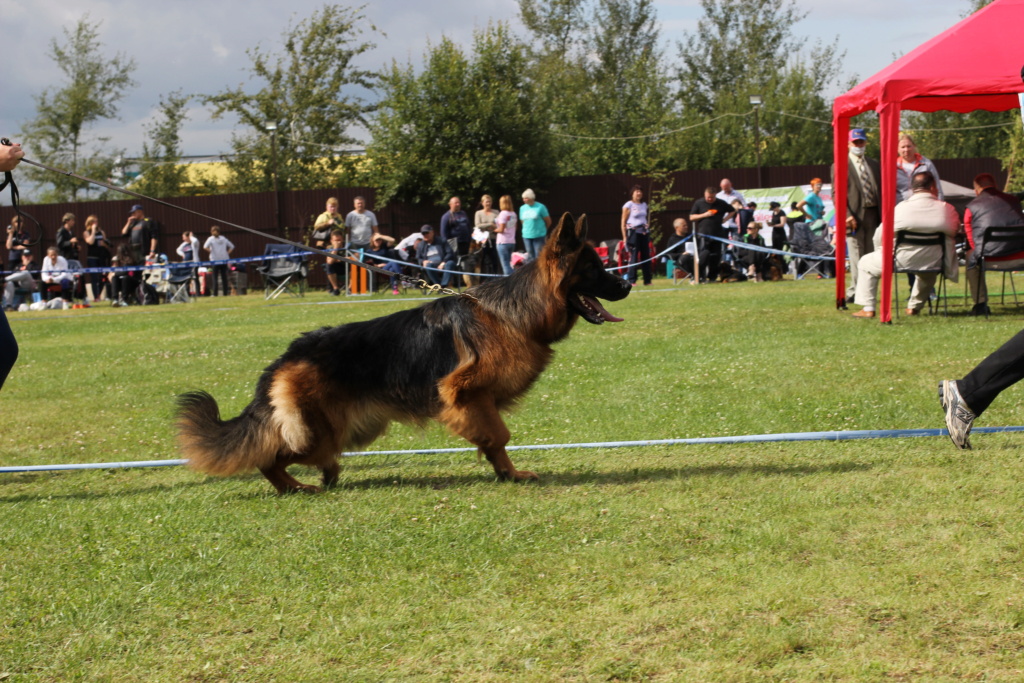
[[832, 127, 882, 303]]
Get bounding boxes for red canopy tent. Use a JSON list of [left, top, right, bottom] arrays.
[[832, 0, 1024, 322]]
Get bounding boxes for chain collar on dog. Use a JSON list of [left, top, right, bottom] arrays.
[[416, 280, 478, 300], [0, 141, 476, 300]]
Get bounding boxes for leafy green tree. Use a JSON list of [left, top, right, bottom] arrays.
[[366, 23, 554, 205], [518, 0, 674, 176], [131, 90, 192, 197], [669, 0, 844, 169], [19, 16, 137, 202], [204, 4, 379, 193]]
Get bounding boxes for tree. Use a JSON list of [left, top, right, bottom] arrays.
[[19, 15, 137, 202], [131, 90, 193, 198], [518, 0, 675, 176], [669, 0, 844, 169], [366, 23, 554, 205], [204, 4, 379, 193]]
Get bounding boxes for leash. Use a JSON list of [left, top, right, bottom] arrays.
[[0, 138, 470, 299], [0, 138, 43, 247]]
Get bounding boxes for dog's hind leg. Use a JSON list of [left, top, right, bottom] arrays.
[[320, 459, 340, 489], [439, 394, 538, 482], [259, 458, 321, 494]]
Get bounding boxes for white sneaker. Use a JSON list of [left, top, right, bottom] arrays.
[[939, 380, 975, 450]]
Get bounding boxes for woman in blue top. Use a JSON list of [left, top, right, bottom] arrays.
[[621, 185, 652, 286], [518, 189, 550, 260], [796, 178, 827, 232]]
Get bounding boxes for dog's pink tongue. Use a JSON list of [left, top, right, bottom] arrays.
[[583, 295, 624, 322]]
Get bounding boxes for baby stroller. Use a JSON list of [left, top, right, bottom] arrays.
[[788, 222, 834, 279]]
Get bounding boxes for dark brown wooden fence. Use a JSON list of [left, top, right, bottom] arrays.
[[5, 157, 1004, 287]]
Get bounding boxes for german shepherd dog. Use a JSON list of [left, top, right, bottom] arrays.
[[176, 214, 630, 493]]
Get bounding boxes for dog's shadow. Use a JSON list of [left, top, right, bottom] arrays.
[[0, 476, 209, 504], [0, 461, 872, 503], [312, 460, 873, 493]]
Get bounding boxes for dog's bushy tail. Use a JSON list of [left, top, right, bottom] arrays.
[[176, 391, 279, 476]]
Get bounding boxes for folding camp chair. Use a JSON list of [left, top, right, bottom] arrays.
[[892, 231, 948, 318], [257, 244, 309, 300], [165, 263, 196, 303], [601, 240, 621, 269], [788, 222, 834, 279]]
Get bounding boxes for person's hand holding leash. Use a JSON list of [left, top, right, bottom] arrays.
[[0, 139, 24, 172]]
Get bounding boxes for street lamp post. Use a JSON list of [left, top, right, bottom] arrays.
[[265, 121, 281, 229], [749, 95, 763, 188]]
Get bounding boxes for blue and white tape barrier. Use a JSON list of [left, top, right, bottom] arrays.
[[3, 426, 1021, 473], [11, 235, 837, 286]]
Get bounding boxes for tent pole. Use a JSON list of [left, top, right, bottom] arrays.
[[832, 117, 850, 309], [878, 103, 901, 324]]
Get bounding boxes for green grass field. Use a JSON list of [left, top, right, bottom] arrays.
[[3, 276, 1024, 681]]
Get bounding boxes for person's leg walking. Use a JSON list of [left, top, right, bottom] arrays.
[[0, 307, 18, 390], [958, 328, 1024, 417]]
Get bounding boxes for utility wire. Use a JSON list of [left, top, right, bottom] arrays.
[[548, 109, 1018, 142]]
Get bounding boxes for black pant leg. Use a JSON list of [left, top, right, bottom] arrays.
[[959, 327, 1024, 416], [704, 240, 722, 281], [0, 306, 18, 391]]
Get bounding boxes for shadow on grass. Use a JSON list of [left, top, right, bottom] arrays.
[[209, 460, 873, 498], [0, 473, 208, 504], [0, 460, 873, 502]]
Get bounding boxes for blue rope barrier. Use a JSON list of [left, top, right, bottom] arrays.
[[603, 233, 834, 276], [9, 253, 289, 277], [3, 426, 1022, 473], [12, 235, 834, 285], [701, 233, 836, 262]]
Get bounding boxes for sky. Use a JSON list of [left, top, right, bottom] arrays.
[[0, 0, 974, 160]]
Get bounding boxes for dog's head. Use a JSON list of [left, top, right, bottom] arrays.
[[544, 213, 631, 325]]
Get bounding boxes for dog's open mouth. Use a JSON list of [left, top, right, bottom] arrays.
[[572, 293, 624, 325]]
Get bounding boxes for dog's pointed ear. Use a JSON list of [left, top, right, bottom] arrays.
[[551, 212, 582, 252], [574, 214, 589, 242]]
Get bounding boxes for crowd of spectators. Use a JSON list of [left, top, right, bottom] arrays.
[[318, 189, 554, 295], [5, 131, 1019, 306], [2, 203, 251, 310]]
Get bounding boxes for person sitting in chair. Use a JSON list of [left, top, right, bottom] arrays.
[[324, 229, 346, 296], [667, 218, 700, 282], [40, 246, 74, 301], [110, 244, 142, 307], [852, 171, 958, 318], [735, 222, 772, 282], [416, 226, 458, 288], [3, 249, 38, 310], [963, 173, 1024, 316], [365, 233, 404, 295]]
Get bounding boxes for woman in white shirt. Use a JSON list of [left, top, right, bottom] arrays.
[[620, 185, 651, 286]]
